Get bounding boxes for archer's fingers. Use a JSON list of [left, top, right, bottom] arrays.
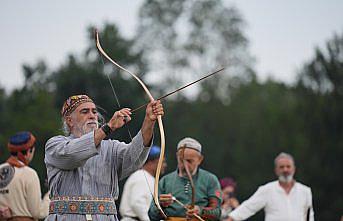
[[160, 193, 173, 203], [152, 101, 164, 116]]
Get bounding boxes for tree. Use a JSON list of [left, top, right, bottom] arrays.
[[298, 33, 343, 97], [134, 0, 255, 100], [0, 61, 60, 195], [296, 32, 343, 220], [0, 87, 9, 157]]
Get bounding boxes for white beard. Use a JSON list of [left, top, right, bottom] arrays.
[[83, 121, 98, 134], [75, 121, 99, 136], [278, 174, 294, 183]]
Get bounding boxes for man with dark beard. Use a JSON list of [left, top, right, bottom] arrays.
[[44, 94, 164, 221], [227, 152, 314, 221]]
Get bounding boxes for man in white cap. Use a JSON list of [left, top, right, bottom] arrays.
[[148, 137, 222, 221]]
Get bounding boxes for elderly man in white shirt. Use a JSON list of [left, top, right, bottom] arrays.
[[120, 146, 166, 221], [228, 152, 314, 221]]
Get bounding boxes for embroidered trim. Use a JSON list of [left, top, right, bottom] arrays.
[[49, 196, 116, 215]]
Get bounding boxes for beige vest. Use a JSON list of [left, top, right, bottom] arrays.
[[0, 162, 49, 220]]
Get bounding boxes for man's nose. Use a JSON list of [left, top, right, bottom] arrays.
[[282, 168, 290, 172], [89, 112, 96, 119]]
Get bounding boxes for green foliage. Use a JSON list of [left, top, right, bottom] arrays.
[[298, 33, 343, 97], [295, 32, 343, 220], [134, 0, 254, 99], [0, 87, 60, 193]]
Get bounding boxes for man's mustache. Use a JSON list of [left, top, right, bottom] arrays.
[[85, 121, 98, 127]]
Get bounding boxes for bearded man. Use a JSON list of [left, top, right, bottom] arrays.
[[148, 137, 222, 221], [228, 152, 314, 221], [44, 94, 164, 221]]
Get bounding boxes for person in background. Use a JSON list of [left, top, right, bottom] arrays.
[[120, 146, 167, 221], [219, 177, 239, 221], [0, 131, 49, 221], [228, 152, 314, 221], [148, 137, 222, 221]]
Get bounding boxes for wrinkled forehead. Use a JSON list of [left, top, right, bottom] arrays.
[[275, 157, 294, 167], [71, 102, 96, 114], [73, 102, 97, 112], [178, 147, 202, 158]]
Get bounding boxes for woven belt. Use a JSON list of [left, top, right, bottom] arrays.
[[49, 196, 116, 215]]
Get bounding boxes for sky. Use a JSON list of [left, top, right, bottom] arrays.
[[1, 0, 342, 92]]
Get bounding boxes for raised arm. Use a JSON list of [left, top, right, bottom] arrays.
[[228, 186, 267, 221]]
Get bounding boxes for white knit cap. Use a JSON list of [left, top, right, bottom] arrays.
[[177, 137, 202, 153]]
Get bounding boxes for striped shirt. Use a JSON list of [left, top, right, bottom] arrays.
[[44, 130, 151, 221]]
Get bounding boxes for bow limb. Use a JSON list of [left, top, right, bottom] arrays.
[[179, 147, 205, 221], [95, 30, 167, 218], [153, 118, 166, 217], [179, 147, 195, 208]]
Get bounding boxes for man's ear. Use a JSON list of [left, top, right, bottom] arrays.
[[30, 147, 35, 153], [176, 150, 181, 163], [65, 116, 73, 127], [199, 155, 204, 164], [25, 147, 34, 158], [29, 147, 35, 156]]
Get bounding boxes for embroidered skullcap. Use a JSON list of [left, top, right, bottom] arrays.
[[8, 131, 36, 152], [177, 137, 202, 153], [147, 146, 161, 161], [220, 177, 237, 190], [61, 95, 94, 117]]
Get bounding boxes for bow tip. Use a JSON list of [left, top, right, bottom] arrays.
[[94, 28, 99, 41]]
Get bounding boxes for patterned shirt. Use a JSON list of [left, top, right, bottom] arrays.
[[149, 168, 222, 221], [44, 131, 150, 221]]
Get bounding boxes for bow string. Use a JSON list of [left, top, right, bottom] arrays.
[[95, 29, 167, 218]]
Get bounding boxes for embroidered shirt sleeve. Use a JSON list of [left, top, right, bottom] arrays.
[[199, 174, 222, 220]]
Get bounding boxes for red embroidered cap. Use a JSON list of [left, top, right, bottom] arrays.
[[61, 95, 94, 117]]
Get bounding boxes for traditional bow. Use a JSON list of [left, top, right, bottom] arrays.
[[95, 29, 167, 218], [179, 147, 195, 208], [178, 147, 205, 221]]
